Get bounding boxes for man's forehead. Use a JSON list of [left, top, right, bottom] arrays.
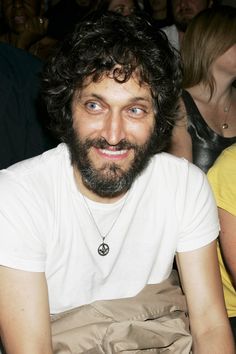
[[79, 71, 151, 94], [73, 74, 154, 107]]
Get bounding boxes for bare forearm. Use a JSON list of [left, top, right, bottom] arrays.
[[0, 268, 53, 354], [1, 328, 53, 354], [192, 325, 235, 354], [1, 336, 53, 354]]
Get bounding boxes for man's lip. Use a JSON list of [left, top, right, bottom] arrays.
[[94, 147, 129, 159]]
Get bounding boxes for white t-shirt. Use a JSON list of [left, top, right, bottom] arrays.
[[0, 144, 218, 314]]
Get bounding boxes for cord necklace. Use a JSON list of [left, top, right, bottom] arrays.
[[222, 94, 233, 130], [81, 192, 129, 256]]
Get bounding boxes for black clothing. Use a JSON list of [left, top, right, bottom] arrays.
[[229, 317, 236, 343], [0, 43, 56, 169], [182, 89, 236, 173]]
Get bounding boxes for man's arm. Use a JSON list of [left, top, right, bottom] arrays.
[[218, 208, 236, 287], [0, 266, 53, 354], [177, 240, 235, 353]]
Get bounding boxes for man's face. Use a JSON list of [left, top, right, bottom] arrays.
[[172, 0, 210, 32], [108, 0, 135, 16], [70, 73, 157, 199]]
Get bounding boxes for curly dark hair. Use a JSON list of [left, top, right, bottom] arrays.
[[42, 13, 182, 153]]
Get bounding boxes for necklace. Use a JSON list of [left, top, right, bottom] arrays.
[[222, 96, 232, 130], [81, 192, 129, 256]]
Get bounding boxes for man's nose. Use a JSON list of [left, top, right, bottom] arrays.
[[101, 111, 126, 146]]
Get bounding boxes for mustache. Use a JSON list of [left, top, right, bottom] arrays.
[[84, 138, 138, 151]]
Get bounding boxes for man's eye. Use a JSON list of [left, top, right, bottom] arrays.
[[86, 102, 101, 111], [129, 107, 146, 116]]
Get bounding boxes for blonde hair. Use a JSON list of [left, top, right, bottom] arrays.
[[181, 6, 236, 97]]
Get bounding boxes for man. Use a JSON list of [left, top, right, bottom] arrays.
[[162, 0, 213, 50], [0, 13, 234, 353]]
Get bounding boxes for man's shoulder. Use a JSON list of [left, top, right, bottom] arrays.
[[151, 152, 189, 169], [0, 143, 69, 185], [146, 152, 204, 182]]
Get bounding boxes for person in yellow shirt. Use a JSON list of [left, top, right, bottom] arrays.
[[208, 143, 236, 340]]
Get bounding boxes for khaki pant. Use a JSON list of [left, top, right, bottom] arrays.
[[51, 270, 192, 353]]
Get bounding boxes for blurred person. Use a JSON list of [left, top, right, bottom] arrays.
[[142, 0, 172, 27], [207, 144, 236, 340], [169, 6, 236, 173], [162, 0, 213, 50], [0, 13, 234, 354], [0, 0, 48, 51]]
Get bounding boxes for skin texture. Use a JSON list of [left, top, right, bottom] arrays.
[[0, 268, 53, 354], [0, 75, 234, 353]]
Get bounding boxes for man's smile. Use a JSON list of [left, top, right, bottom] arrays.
[[95, 147, 129, 160]]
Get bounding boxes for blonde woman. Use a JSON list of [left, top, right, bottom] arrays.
[[170, 5, 236, 172]]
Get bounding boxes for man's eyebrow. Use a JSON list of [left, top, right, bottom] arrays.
[[80, 93, 152, 103]]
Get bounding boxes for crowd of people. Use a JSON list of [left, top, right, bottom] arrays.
[[0, 0, 236, 353]]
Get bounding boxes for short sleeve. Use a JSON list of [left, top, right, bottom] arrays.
[[177, 163, 219, 252], [0, 171, 46, 271]]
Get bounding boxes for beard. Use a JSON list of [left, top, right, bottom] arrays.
[[174, 9, 194, 32], [68, 127, 158, 198], [174, 18, 189, 32]]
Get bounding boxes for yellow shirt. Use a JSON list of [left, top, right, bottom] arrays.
[[208, 144, 236, 318]]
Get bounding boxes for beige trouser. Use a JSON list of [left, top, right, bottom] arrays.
[[51, 270, 192, 354]]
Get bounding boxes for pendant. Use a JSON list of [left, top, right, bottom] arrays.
[[222, 123, 229, 129], [98, 242, 109, 256]]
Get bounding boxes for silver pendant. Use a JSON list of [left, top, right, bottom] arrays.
[[98, 242, 109, 256], [222, 123, 229, 129]]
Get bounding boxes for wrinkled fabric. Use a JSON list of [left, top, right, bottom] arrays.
[[51, 270, 192, 353]]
